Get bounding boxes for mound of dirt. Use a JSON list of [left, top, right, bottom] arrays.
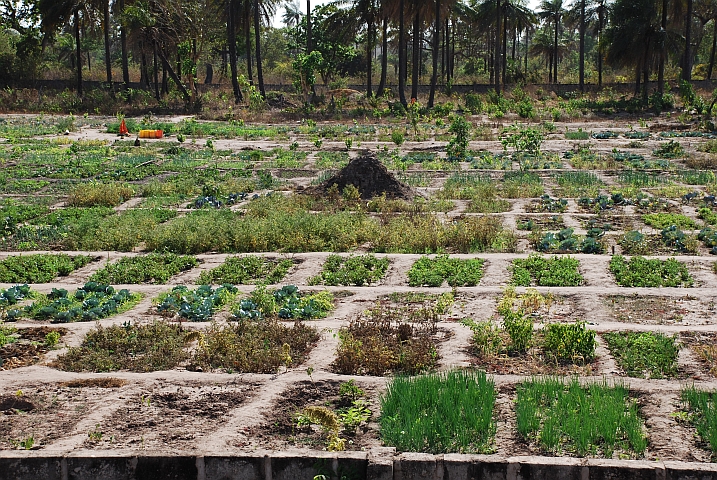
[[308, 152, 415, 200]]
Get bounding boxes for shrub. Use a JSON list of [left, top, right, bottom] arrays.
[[543, 321, 596, 363], [192, 319, 320, 373], [380, 371, 496, 454]]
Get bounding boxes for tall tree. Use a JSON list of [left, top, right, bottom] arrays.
[[682, 0, 694, 80], [539, 0, 565, 84], [428, 0, 440, 107], [227, 0, 243, 102], [38, 0, 86, 95], [254, 0, 265, 97]]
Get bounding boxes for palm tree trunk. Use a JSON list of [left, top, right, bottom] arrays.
[[119, 0, 129, 86], [501, 11, 507, 86], [682, 0, 693, 81], [579, 0, 585, 91], [254, 0, 265, 98], [366, 17, 373, 97], [411, 9, 420, 101], [428, 0, 440, 107], [398, 0, 408, 106], [103, 0, 112, 90], [377, 17, 388, 95], [658, 0, 667, 94], [228, 0, 243, 103], [553, 15, 559, 84], [74, 10, 82, 97], [153, 42, 160, 100], [157, 45, 191, 103], [244, 3, 253, 84], [709, 19, 717, 80], [494, 0, 501, 94], [307, 0, 312, 53]]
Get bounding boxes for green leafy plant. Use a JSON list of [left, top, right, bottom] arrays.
[[90, 253, 198, 284], [0, 254, 93, 283], [407, 255, 484, 287], [603, 331, 679, 378], [680, 386, 717, 455], [511, 254, 583, 287], [543, 321, 596, 363], [197, 256, 293, 285], [157, 284, 237, 322], [609, 255, 693, 287], [309, 254, 389, 286], [446, 115, 471, 161], [25, 282, 140, 323]]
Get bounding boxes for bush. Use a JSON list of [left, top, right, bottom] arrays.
[[543, 321, 596, 363], [192, 319, 319, 373]]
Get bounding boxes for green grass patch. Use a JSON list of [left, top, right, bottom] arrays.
[[516, 378, 647, 457], [407, 255, 484, 287], [680, 386, 717, 456], [501, 171, 544, 198], [602, 331, 679, 378], [0, 254, 93, 283], [309, 254, 389, 286], [511, 254, 583, 287], [554, 171, 603, 197], [197, 256, 293, 285], [380, 370, 496, 454], [609, 255, 693, 287], [89, 253, 198, 284]]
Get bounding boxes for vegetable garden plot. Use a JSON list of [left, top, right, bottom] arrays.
[[407, 255, 484, 287], [516, 215, 565, 231], [680, 332, 717, 376], [516, 378, 646, 458], [602, 332, 680, 378], [0, 382, 120, 450], [380, 371, 496, 454], [0, 254, 94, 283], [679, 387, 717, 457], [85, 384, 258, 451], [254, 380, 377, 452], [609, 256, 694, 287], [156, 284, 237, 322], [197, 256, 295, 285], [604, 295, 711, 326], [309, 254, 390, 286], [0, 326, 66, 370], [510, 255, 584, 287], [90, 253, 198, 284]]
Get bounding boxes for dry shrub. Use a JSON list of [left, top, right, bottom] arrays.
[[333, 303, 440, 376], [67, 182, 134, 207], [192, 319, 319, 373], [59, 378, 127, 388], [685, 154, 717, 170]]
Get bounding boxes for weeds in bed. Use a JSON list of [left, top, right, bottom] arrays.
[[407, 255, 484, 287], [603, 331, 679, 378]]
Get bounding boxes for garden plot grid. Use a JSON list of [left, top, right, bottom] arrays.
[[1, 116, 717, 466]]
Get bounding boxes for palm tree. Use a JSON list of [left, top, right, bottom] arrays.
[[38, 0, 86, 95], [282, 0, 301, 27], [604, 0, 660, 96], [539, 0, 565, 84]]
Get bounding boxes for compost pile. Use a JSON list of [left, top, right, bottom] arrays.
[[308, 152, 415, 200]]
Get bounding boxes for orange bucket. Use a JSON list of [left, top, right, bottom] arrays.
[[138, 129, 164, 139]]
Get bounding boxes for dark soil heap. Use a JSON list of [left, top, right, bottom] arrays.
[[309, 152, 415, 200]]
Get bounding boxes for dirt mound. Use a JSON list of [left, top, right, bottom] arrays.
[[308, 152, 415, 200]]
